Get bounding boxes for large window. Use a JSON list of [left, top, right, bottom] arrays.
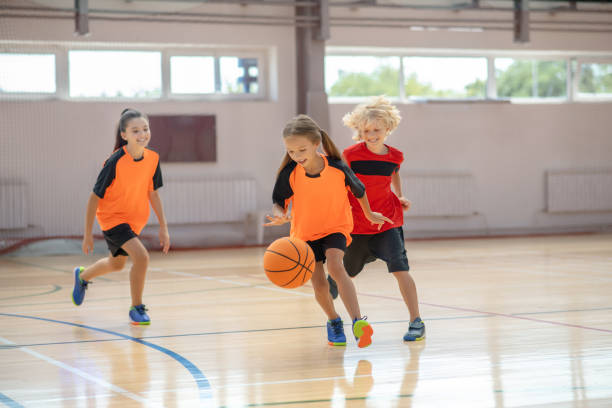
[[495, 58, 566, 99], [170, 56, 215, 94], [578, 61, 612, 99], [325, 51, 608, 103], [326, 56, 400, 97], [69, 50, 162, 98], [403, 57, 487, 99], [0, 53, 56, 93]]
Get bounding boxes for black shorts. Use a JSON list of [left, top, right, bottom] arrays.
[[102, 223, 137, 257], [343, 227, 409, 276], [306, 233, 347, 263]]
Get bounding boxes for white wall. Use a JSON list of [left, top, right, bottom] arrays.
[[1, 6, 612, 241]]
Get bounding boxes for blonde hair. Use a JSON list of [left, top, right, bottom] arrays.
[[342, 95, 401, 141], [277, 114, 342, 175]]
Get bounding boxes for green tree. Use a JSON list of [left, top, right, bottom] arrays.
[[329, 65, 399, 97], [579, 63, 612, 94], [496, 60, 566, 98]]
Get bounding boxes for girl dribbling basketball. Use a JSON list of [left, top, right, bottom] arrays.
[[264, 114, 391, 348]]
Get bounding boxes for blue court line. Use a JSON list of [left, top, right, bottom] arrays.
[[0, 284, 62, 301], [0, 314, 493, 349], [0, 313, 212, 404], [0, 392, 24, 408], [0, 283, 261, 308], [2, 259, 114, 282]]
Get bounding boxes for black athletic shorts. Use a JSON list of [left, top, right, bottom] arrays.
[[307, 233, 347, 263], [102, 223, 137, 257], [343, 227, 409, 276]]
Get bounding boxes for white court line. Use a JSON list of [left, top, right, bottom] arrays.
[[0, 336, 160, 407], [162, 269, 313, 297]]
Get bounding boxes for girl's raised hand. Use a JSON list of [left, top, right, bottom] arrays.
[[82, 235, 94, 254], [367, 211, 393, 230]]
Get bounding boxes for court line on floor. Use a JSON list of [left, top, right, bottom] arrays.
[[0, 284, 62, 301], [1, 259, 114, 282], [358, 292, 612, 334], [0, 313, 213, 405], [0, 336, 151, 406], [0, 392, 24, 408], [0, 283, 264, 308]]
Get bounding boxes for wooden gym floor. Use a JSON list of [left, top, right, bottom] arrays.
[[0, 233, 611, 407]]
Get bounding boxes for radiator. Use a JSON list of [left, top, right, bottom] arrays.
[[547, 169, 612, 213], [401, 173, 475, 217], [148, 177, 257, 224], [0, 182, 28, 229]]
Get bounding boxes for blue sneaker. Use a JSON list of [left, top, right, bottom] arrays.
[[129, 304, 150, 325], [352, 317, 373, 348], [71, 266, 90, 306], [327, 317, 346, 346], [403, 317, 425, 341]]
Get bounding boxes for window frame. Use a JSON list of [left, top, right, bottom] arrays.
[[326, 47, 612, 104], [0, 44, 62, 100], [573, 57, 612, 102], [166, 48, 267, 101], [0, 41, 270, 102]]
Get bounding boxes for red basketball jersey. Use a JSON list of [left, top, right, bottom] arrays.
[[344, 142, 404, 234]]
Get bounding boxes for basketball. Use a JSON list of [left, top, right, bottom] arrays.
[[263, 237, 315, 288]]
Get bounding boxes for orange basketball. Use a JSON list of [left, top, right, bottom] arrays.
[[263, 237, 315, 288]]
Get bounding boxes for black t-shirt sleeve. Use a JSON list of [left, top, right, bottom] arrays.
[[329, 158, 365, 198], [272, 161, 296, 208], [92, 151, 122, 198], [152, 161, 163, 190]]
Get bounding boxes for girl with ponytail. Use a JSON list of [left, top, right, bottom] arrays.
[[72, 108, 170, 326], [266, 114, 391, 348]]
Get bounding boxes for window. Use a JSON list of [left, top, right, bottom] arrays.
[[403, 57, 487, 99], [170, 56, 215, 94], [495, 58, 566, 99], [220, 57, 259, 94], [325, 56, 400, 97], [578, 62, 612, 99], [0, 53, 56, 93], [69, 50, 161, 98], [169, 55, 261, 96]]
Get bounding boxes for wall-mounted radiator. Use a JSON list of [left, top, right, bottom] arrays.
[[547, 169, 612, 213], [148, 177, 257, 225], [401, 173, 476, 217], [0, 182, 28, 229]]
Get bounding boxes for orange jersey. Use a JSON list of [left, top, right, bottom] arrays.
[[272, 155, 365, 245], [93, 146, 163, 234]]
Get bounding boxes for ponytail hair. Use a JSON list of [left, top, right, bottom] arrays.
[[277, 114, 340, 175], [113, 108, 147, 152]]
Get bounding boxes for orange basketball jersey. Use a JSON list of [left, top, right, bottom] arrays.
[[272, 155, 365, 245], [93, 146, 163, 234]]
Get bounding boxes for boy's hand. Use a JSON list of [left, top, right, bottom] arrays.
[[398, 197, 411, 211], [82, 235, 94, 255]]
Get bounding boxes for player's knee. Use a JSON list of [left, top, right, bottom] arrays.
[[131, 250, 149, 267]]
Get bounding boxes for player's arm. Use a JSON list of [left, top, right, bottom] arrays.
[[82, 193, 99, 254], [266, 163, 295, 226], [391, 171, 411, 211], [342, 162, 392, 229], [149, 190, 170, 254]]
